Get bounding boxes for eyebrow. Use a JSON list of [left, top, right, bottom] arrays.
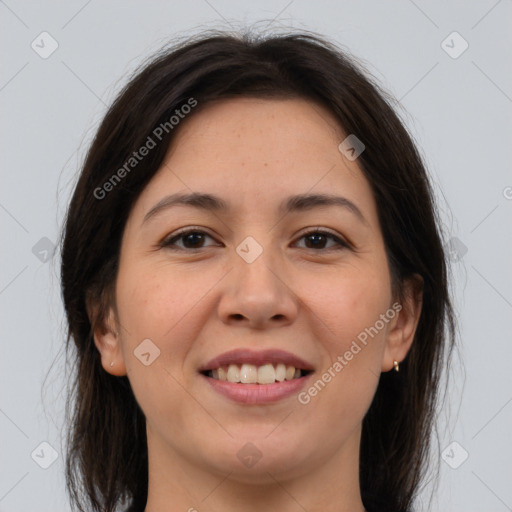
[[142, 192, 368, 226]]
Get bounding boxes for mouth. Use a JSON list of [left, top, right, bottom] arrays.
[[198, 348, 314, 404], [201, 363, 313, 385]]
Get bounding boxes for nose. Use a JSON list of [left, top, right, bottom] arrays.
[[217, 247, 299, 330]]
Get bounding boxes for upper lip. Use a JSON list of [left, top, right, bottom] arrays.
[[199, 348, 315, 372]]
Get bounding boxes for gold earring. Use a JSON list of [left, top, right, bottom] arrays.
[[393, 360, 400, 372]]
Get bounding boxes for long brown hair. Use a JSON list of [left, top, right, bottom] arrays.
[[60, 29, 456, 512]]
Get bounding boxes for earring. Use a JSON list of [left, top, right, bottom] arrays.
[[110, 361, 115, 367], [393, 360, 400, 372]]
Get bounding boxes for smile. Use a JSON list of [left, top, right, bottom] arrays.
[[199, 348, 315, 404], [202, 363, 312, 385]]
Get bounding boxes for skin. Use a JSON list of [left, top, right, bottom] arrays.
[[92, 98, 422, 512]]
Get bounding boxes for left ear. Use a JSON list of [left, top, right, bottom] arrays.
[[382, 274, 423, 372]]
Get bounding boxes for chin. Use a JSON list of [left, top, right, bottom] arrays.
[[197, 433, 316, 483]]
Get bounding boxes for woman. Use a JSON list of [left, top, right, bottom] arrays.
[[60, 29, 456, 512]]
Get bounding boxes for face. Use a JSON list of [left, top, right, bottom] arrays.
[[96, 97, 417, 485]]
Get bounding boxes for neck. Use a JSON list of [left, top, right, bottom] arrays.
[[143, 424, 366, 512]]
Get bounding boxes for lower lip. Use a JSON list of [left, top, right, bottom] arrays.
[[201, 373, 313, 404]]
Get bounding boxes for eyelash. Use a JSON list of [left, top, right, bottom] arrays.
[[159, 226, 351, 252]]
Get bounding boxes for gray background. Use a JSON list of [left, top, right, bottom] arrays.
[[1, 1, 511, 511]]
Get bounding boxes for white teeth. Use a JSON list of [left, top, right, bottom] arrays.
[[226, 364, 241, 383], [275, 363, 286, 382], [285, 365, 295, 381], [240, 363, 258, 383], [208, 363, 306, 384], [257, 363, 276, 384]]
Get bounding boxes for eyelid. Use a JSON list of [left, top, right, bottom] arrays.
[[294, 227, 352, 249], [159, 226, 218, 247], [160, 225, 352, 251]]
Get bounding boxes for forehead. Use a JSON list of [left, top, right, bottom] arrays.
[[169, 97, 346, 161], [131, 97, 378, 225]]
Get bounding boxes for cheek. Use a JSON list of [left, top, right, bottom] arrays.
[[295, 261, 391, 399], [300, 260, 392, 350], [116, 267, 197, 350], [114, 266, 209, 430], [115, 260, 227, 377], [294, 261, 391, 426]]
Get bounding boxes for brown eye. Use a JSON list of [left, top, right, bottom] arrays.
[[161, 229, 219, 250], [295, 230, 349, 251]]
